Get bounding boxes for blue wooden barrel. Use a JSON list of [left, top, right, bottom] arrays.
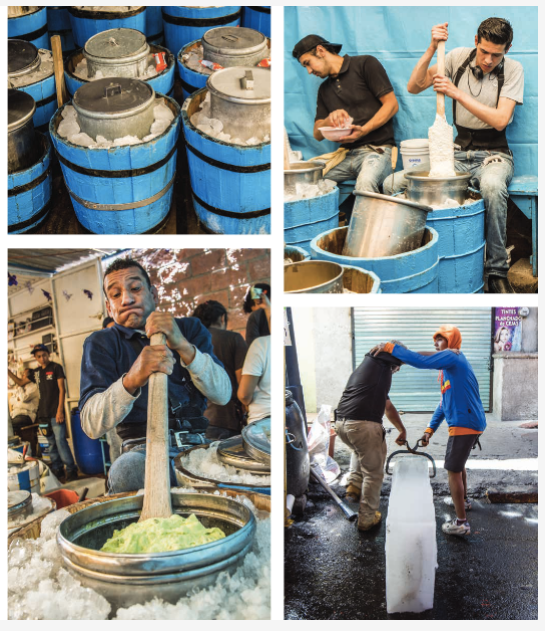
[[145, 5, 164, 45], [311, 226, 439, 294], [285, 187, 340, 251], [64, 45, 176, 98], [181, 88, 270, 235], [285, 245, 310, 263], [8, 133, 52, 233], [242, 6, 271, 37], [426, 196, 486, 293], [47, 6, 76, 55], [49, 96, 181, 234], [162, 6, 241, 57], [8, 7, 49, 49], [342, 265, 382, 294], [68, 6, 147, 48], [70, 408, 104, 476]]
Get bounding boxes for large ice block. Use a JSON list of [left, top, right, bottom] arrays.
[[385, 457, 438, 613]]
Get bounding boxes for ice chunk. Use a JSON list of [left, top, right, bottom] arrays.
[[385, 457, 437, 613], [70, 132, 95, 147]]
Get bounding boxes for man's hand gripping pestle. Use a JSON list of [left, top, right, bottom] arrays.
[[139, 332, 172, 521], [428, 39, 456, 177]]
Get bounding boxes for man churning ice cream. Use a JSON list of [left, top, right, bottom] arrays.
[[372, 325, 487, 537]]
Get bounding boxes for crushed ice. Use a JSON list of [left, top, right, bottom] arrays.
[[284, 178, 337, 202], [8, 50, 54, 88], [181, 45, 213, 76]]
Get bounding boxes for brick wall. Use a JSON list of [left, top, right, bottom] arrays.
[[108, 249, 270, 338]]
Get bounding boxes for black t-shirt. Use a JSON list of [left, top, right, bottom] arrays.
[[315, 55, 396, 149], [205, 328, 248, 431], [35, 361, 65, 419], [336, 353, 401, 423]]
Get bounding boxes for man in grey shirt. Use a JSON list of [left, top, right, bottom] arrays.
[[79, 258, 231, 493], [384, 18, 524, 293]]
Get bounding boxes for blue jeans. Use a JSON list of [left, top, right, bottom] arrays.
[[46, 418, 77, 475], [326, 145, 393, 193], [383, 150, 515, 278], [108, 445, 182, 494]]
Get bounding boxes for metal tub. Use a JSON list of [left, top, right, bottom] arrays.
[[57, 492, 256, 612], [284, 260, 344, 294], [342, 265, 382, 294], [284, 245, 310, 264], [405, 171, 471, 206], [284, 161, 325, 196], [343, 191, 432, 258]]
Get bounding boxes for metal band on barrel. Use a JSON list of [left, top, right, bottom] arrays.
[[8, 166, 51, 196], [192, 191, 270, 219], [186, 143, 270, 173], [68, 6, 146, 19], [9, 23, 48, 42]]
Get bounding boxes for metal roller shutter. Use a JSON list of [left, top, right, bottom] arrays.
[[352, 308, 492, 412]]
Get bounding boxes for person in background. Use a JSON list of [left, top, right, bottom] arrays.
[[32, 344, 79, 482], [244, 283, 271, 349], [192, 300, 248, 440], [238, 294, 271, 424], [8, 367, 40, 456]]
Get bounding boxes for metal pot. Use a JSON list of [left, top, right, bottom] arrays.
[[217, 436, 271, 474], [342, 191, 432, 258], [405, 171, 471, 206], [8, 39, 41, 80], [242, 418, 271, 466], [284, 245, 310, 264], [57, 492, 256, 612], [342, 265, 381, 294], [8, 490, 32, 525], [8, 89, 37, 173], [284, 161, 325, 195], [84, 28, 151, 80], [203, 26, 268, 67], [73, 77, 155, 141], [284, 260, 344, 294], [208, 66, 270, 142]]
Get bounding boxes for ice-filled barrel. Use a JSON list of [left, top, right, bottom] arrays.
[[50, 78, 181, 234], [145, 5, 164, 45], [162, 6, 242, 57], [242, 6, 271, 38], [181, 67, 271, 234], [47, 6, 76, 55], [8, 40, 56, 135], [178, 26, 270, 100], [64, 28, 175, 98], [8, 6, 49, 49], [311, 226, 439, 294], [68, 6, 147, 49]]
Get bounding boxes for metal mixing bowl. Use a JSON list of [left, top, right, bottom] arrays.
[[405, 171, 471, 206]]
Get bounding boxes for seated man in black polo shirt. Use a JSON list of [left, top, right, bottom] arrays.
[[335, 344, 407, 531], [293, 35, 399, 193]]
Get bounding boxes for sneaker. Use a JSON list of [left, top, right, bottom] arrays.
[[65, 470, 79, 483], [357, 511, 382, 531], [442, 518, 471, 536], [464, 498, 472, 511], [345, 484, 361, 502]]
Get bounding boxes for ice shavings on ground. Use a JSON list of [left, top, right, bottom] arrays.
[[8, 50, 53, 88], [284, 178, 337, 202], [190, 93, 270, 147], [182, 45, 213, 76], [73, 54, 159, 81], [57, 100, 174, 147], [183, 443, 270, 486], [428, 114, 455, 177]]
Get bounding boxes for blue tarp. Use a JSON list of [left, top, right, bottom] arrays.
[[284, 6, 537, 177]]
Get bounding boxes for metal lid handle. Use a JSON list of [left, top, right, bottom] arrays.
[[240, 70, 254, 90], [104, 83, 122, 98]]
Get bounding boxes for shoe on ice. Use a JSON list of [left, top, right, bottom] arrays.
[[345, 484, 361, 502], [442, 518, 471, 536], [357, 511, 382, 531]]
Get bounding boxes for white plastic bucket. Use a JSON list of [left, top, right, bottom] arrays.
[[400, 139, 430, 171], [8, 459, 40, 493], [38, 432, 51, 462]]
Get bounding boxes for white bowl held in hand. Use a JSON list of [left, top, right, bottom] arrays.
[[319, 126, 353, 141]]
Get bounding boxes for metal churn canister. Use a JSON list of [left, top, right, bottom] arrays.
[[84, 28, 151, 80]]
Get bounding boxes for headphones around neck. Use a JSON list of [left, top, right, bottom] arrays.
[[469, 56, 505, 81]]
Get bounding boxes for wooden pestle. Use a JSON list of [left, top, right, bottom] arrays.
[[51, 35, 68, 108], [436, 40, 446, 118]]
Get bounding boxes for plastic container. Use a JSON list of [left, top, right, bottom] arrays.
[[45, 489, 80, 509], [399, 138, 430, 171], [70, 408, 104, 476]]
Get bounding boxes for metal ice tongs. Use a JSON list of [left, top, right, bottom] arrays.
[[385, 439, 437, 478]]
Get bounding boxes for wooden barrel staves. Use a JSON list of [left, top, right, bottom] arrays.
[[162, 6, 241, 57], [145, 5, 164, 45], [242, 6, 271, 37], [8, 7, 49, 49], [49, 96, 181, 234], [285, 187, 340, 251], [8, 133, 52, 234], [47, 6, 76, 55], [182, 88, 271, 235], [68, 6, 147, 49], [177, 40, 211, 101], [9, 60, 56, 136], [64, 46, 176, 99]]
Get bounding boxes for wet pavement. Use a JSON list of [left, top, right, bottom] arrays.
[[285, 487, 538, 620]]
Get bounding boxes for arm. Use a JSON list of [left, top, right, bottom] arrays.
[[407, 22, 447, 94], [238, 374, 260, 406], [20, 382, 39, 405], [56, 378, 66, 424], [421, 402, 445, 445], [313, 86, 352, 141], [385, 399, 407, 445], [383, 343, 459, 371], [8, 369, 29, 387], [338, 91, 399, 143]]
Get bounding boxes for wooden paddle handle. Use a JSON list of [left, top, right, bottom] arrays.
[[140, 332, 172, 521], [391, 146, 398, 171], [436, 40, 446, 118], [284, 128, 292, 170], [51, 35, 68, 108]]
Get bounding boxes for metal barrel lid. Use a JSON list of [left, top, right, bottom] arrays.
[[241, 418, 271, 466], [207, 66, 270, 105], [84, 28, 149, 61], [353, 189, 433, 213], [8, 39, 40, 77], [73, 77, 154, 115], [8, 490, 32, 515], [217, 435, 271, 474], [8, 89, 36, 132], [203, 26, 266, 56]]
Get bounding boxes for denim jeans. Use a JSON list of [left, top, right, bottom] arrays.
[[46, 417, 77, 475], [205, 426, 240, 441], [326, 145, 393, 193], [108, 445, 183, 494], [383, 150, 515, 278]]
